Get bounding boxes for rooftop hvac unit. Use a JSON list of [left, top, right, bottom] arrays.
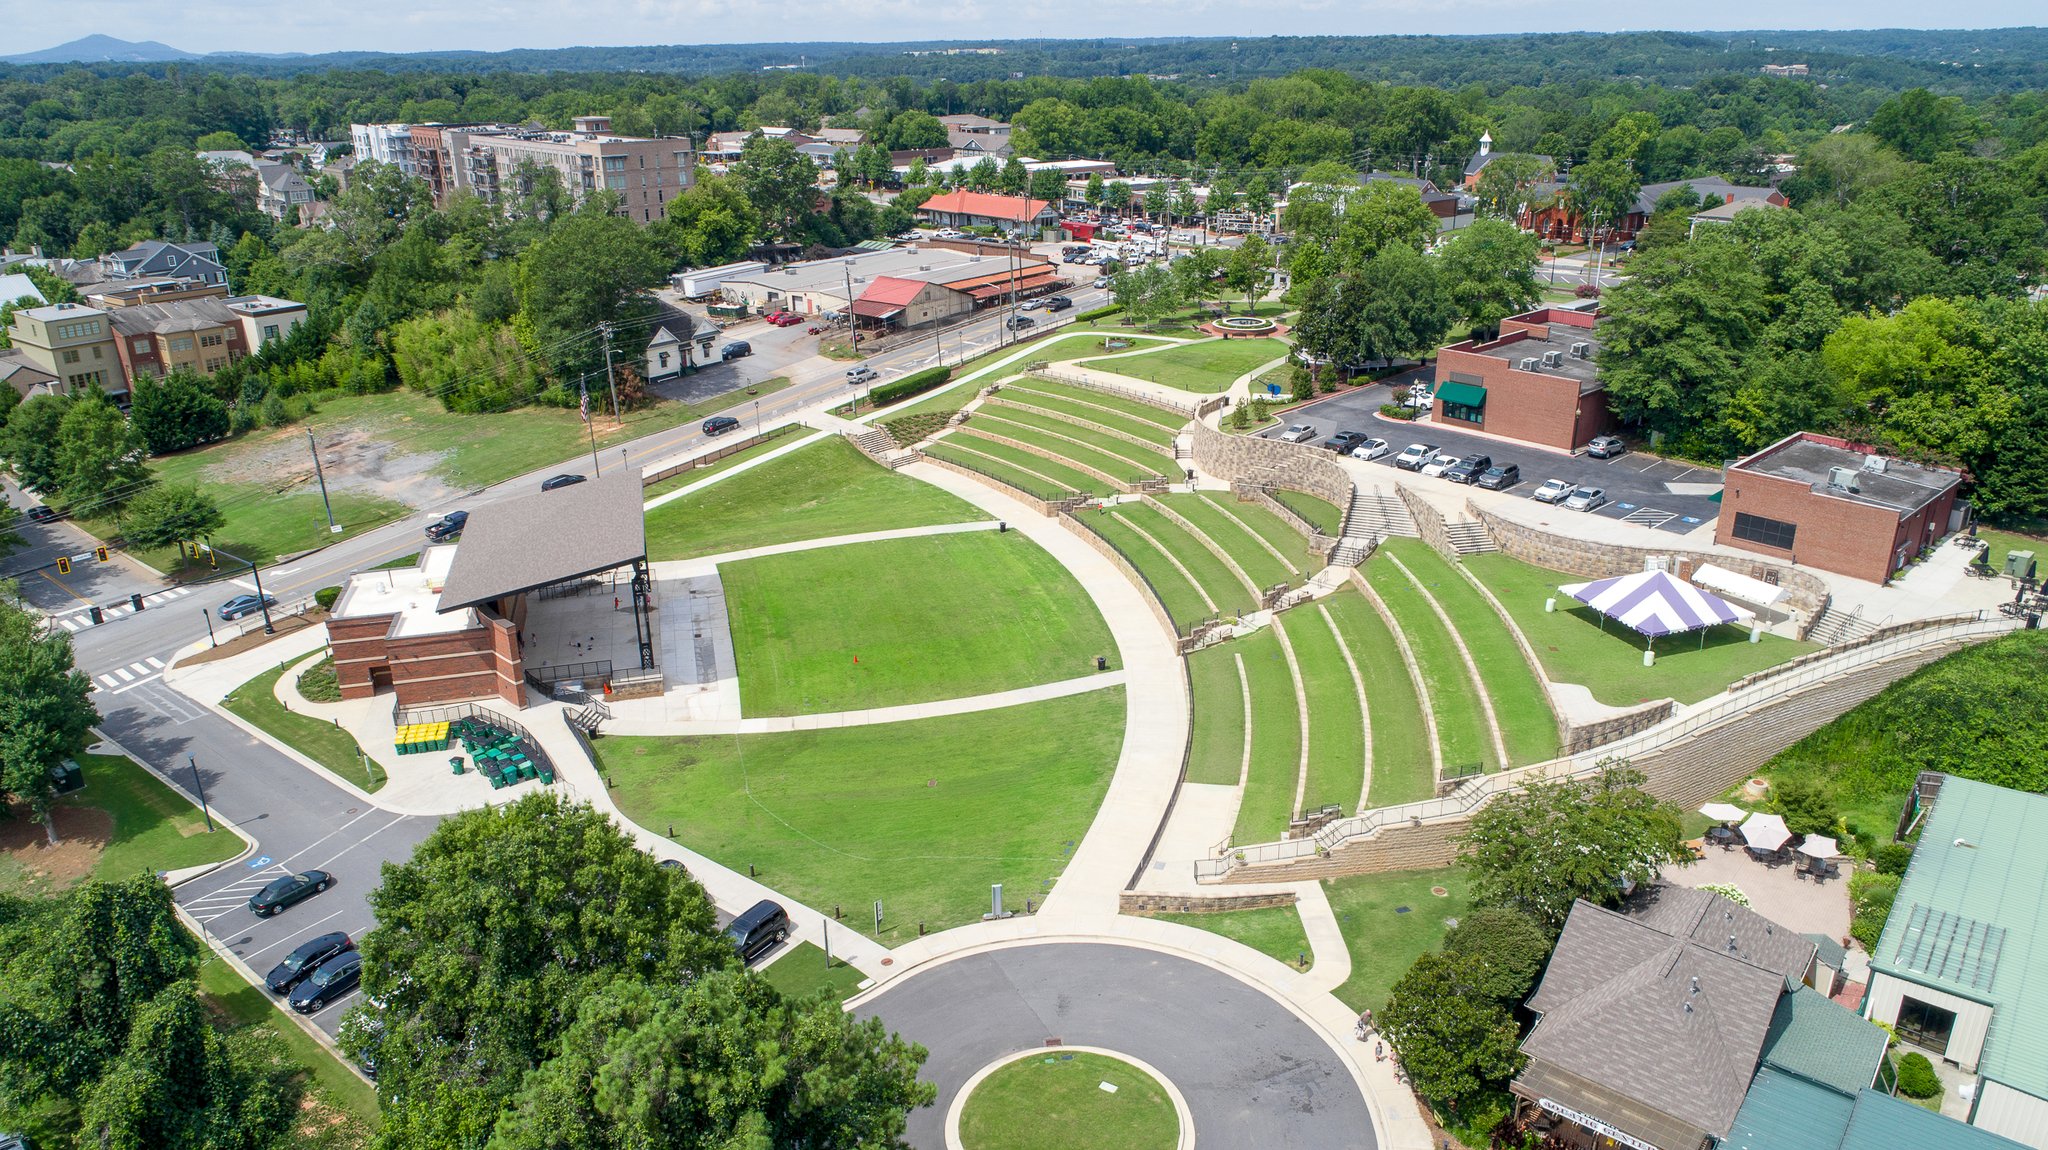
[[1827, 466, 1861, 492], [1519, 357, 1540, 371], [1570, 341, 1591, 358], [1863, 455, 1889, 473], [1542, 350, 1563, 367]]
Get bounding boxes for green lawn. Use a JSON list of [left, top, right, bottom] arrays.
[[1202, 492, 1320, 573], [643, 424, 806, 498], [1976, 527, 2046, 579], [959, 1051, 1178, 1150], [1160, 494, 1303, 589], [1186, 644, 1248, 786], [1380, 542, 1558, 766], [1280, 610, 1368, 816], [990, 391, 1179, 446], [1321, 591, 1434, 807], [222, 662, 387, 792], [1079, 338, 1290, 393], [1233, 627, 1304, 843], [644, 437, 988, 561], [0, 753, 242, 896], [1152, 904, 1314, 969], [1272, 489, 1344, 537], [81, 488, 409, 575], [1364, 559, 1495, 774], [759, 942, 869, 1003], [196, 948, 379, 1130], [1011, 331, 1178, 370], [976, 405, 1177, 472], [1325, 867, 1473, 1013], [949, 430, 1119, 494], [596, 690, 1126, 942], [1075, 510, 1211, 630], [1002, 378, 1189, 429], [1113, 502, 1257, 614], [924, 440, 1095, 500], [969, 413, 1164, 483], [721, 530, 1119, 715], [1463, 552, 1819, 706]]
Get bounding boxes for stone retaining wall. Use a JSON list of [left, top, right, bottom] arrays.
[[1238, 484, 1338, 557], [919, 454, 1081, 518], [1396, 484, 1459, 561], [1562, 700, 1675, 754], [963, 428, 1142, 493], [1029, 368, 1199, 419], [1120, 891, 1298, 914], [1190, 419, 1351, 509], [1057, 511, 1185, 640]]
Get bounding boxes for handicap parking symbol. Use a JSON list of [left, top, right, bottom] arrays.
[[1616, 502, 1638, 510], [247, 855, 272, 868], [1681, 516, 1702, 524]]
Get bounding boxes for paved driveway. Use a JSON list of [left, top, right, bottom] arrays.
[[859, 943, 1374, 1150]]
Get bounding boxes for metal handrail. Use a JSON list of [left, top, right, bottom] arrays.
[[1197, 613, 2016, 879]]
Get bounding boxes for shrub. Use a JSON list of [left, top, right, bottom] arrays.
[[1076, 303, 1124, 323], [314, 586, 342, 610], [1895, 1052, 1942, 1099], [869, 365, 951, 407], [880, 411, 954, 445], [1380, 403, 1418, 420], [1697, 882, 1751, 908], [1849, 871, 1901, 950], [1874, 842, 1915, 876], [1228, 403, 1250, 430], [1772, 775, 1838, 837], [297, 656, 342, 703], [1573, 283, 1602, 299]]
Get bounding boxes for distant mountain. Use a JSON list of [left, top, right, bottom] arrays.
[[3, 34, 198, 64]]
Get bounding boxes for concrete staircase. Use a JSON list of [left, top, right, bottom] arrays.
[[1344, 487, 1419, 540], [1443, 520, 1498, 555], [1328, 538, 1373, 567], [1805, 604, 1879, 647], [847, 427, 921, 470]]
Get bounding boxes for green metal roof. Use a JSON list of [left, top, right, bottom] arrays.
[[1724, 1067, 1856, 1150], [1436, 379, 1486, 407], [1759, 985, 1888, 1096], [1871, 776, 2048, 1100], [1839, 1089, 2031, 1150], [1805, 932, 1848, 971]]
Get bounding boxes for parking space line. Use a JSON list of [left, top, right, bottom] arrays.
[[241, 907, 354, 965], [277, 808, 386, 868], [304, 989, 363, 1020], [307, 814, 413, 873]]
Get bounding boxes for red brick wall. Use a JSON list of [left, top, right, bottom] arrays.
[[1433, 342, 1597, 451], [483, 608, 525, 707], [328, 614, 396, 700], [1715, 469, 1936, 584], [326, 612, 519, 707]]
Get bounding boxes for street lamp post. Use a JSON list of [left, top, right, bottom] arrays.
[[188, 755, 214, 832]]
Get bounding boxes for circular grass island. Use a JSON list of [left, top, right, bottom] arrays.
[[957, 1050, 1182, 1150]]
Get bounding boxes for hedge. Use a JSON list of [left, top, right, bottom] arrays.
[[1076, 304, 1124, 322], [314, 586, 342, 610], [1895, 1052, 1942, 1099], [870, 365, 952, 407]]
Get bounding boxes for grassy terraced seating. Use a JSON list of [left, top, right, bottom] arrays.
[[1006, 379, 1191, 430], [1320, 589, 1433, 807], [1274, 490, 1345, 538], [1277, 607, 1368, 817], [921, 443, 1078, 502], [970, 411, 1172, 481], [1231, 627, 1304, 843], [1201, 493, 1321, 571], [1110, 502, 1257, 616], [1186, 643, 1247, 786], [939, 434, 1115, 496], [989, 391, 1181, 447], [1158, 494, 1304, 590], [1363, 559, 1495, 776], [979, 404, 1175, 469], [1379, 541, 1558, 766], [1075, 508, 1214, 631]]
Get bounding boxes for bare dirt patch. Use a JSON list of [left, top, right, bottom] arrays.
[[207, 422, 454, 510], [175, 608, 330, 667], [0, 802, 114, 891]]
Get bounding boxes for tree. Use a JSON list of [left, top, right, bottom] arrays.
[[655, 173, 763, 268], [1172, 246, 1225, 308], [1028, 167, 1068, 205], [55, 391, 153, 522], [1597, 233, 1768, 440], [1351, 243, 1456, 365], [1455, 764, 1688, 932], [487, 973, 933, 1150], [1564, 158, 1640, 244], [1436, 219, 1541, 339], [0, 597, 99, 844], [194, 130, 246, 152], [127, 371, 230, 455], [1472, 153, 1551, 220], [1225, 234, 1272, 312], [1104, 180, 1134, 218], [998, 156, 1029, 195], [883, 110, 948, 151], [519, 209, 669, 381], [1111, 264, 1184, 328], [1771, 776, 1838, 837], [1441, 907, 1553, 1003], [1143, 181, 1170, 221], [0, 394, 73, 494], [1084, 172, 1106, 212], [77, 981, 298, 1150], [1379, 950, 1526, 1112], [966, 156, 1000, 193], [120, 484, 225, 552], [731, 135, 819, 241], [1329, 182, 1438, 268], [1868, 89, 1973, 163]]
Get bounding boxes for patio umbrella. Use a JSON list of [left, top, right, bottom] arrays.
[[1797, 835, 1840, 860], [1699, 802, 1748, 823], [1740, 812, 1792, 852]]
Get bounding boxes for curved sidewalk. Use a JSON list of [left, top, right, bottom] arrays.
[[598, 671, 1126, 736]]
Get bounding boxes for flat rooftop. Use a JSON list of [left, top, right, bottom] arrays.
[[1732, 433, 1960, 514], [726, 247, 1049, 297], [334, 546, 476, 638], [1460, 310, 1604, 392]]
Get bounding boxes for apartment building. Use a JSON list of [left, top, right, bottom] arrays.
[[4, 301, 123, 397], [353, 116, 696, 224], [350, 123, 414, 172]]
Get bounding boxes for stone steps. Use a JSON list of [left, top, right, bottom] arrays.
[[1328, 539, 1372, 568], [1344, 487, 1418, 540], [1444, 520, 1497, 554], [1806, 604, 1878, 647]]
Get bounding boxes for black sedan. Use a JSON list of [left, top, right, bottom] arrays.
[[702, 415, 741, 436], [218, 593, 277, 621], [288, 950, 362, 1014], [249, 869, 332, 917], [25, 505, 58, 523], [540, 473, 587, 492], [266, 931, 354, 994], [424, 510, 468, 541]]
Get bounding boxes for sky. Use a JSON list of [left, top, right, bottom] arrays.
[[9, 1, 2042, 57]]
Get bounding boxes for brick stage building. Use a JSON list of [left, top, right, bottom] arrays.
[[1430, 306, 1613, 452], [1716, 433, 1965, 584]]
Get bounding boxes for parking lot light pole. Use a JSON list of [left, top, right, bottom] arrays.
[[188, 755, 214, 832]]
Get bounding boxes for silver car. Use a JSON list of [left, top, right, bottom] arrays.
[[1533, 478, 1577, 504], [1563, 486, 1608, 512], [1278, 424, 1317, 443]]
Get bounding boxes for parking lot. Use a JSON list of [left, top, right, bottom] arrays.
[[1265, 372, 1724, 535]]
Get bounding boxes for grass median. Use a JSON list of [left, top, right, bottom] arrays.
[[222, 661, 386, 793]]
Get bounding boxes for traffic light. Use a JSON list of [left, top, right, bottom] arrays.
[[55, 556, 71, 575], [94, 545, 109, 563]]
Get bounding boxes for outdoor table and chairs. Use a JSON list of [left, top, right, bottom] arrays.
[[1704, 825, 1741, 849]]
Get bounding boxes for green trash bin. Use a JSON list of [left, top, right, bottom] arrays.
[[450, 756, 465, 775]]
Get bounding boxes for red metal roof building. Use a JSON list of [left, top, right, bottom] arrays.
[[915, 190, 1060, 234]]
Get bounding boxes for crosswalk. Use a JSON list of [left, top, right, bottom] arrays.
[[53, 584, 197, 631], [94, 655, 167, 692]]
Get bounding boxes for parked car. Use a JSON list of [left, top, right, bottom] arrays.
[[1586, 435, 1628, 459], [1278, 424, 1318, 444], [266, 931, 354, 994], [1350, 437, 1392, 461], [767, 312, 805, 327], [1532, 478, 1578, 505], [1563, 487, 1609, 512], [845, 365, 877, 385], [1394, 443, 1440, 471], [1006, 315, 1036, 331], [1322, 431, 1370, 454], [1092, 278, 1110, 289], [719, 341, 752, 361], [1045, 295, 1073, 312], [288, 950, 362, 1014], [24, 505, 57, 523], [217, 593, 276, 621], [1420, 454, 1462, 479], [1019, 298, 1048, 311], [249, 870, 332, 917], [1476, 464, 1522, 491], [702, 415, 741, 436], [423, 510, 468, 541], [725, 899, 791, 964], [540, 473, 587, 492], [1444, 454, 1493, 484], [1404, 388, 1435, 410]]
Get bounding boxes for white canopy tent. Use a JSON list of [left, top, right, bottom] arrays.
[[1690, 563, 1790, 607]]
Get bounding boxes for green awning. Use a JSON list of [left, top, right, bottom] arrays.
[[1437, 380, 1486, 407]]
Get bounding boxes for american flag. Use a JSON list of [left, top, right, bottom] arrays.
[[579, 380, 590, 423]]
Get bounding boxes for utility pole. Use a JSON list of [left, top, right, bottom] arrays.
[[307, 428, 337, 534], [598, 322, 619, 419], [188, 756, 213, 832], [842, 262, 860, 352]]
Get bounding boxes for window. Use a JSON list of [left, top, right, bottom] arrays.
[[133, 339, 151, 353], [1442, 401, 1482, 426], [1895, 997, 1956, 1054], [62, 348, 79, 364], [262, 324, 280, 341], [67, 371, 100, 388], [638, 154, 646, 168], [1732, 512, 1798, 551], [199, 331, 224, 347], [168, 335, 195, 352], [55, 320, 100, 339], [203, 357, 225, 373]]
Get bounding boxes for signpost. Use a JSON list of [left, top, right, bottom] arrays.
[[873, 899, 884, 938]]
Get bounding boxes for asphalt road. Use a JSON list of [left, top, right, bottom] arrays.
[[1266, 371, 1722, 536], [859, 943, 1374, 1150]]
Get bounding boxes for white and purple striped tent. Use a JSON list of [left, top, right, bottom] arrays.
[[1555, 569, 1753, 638]]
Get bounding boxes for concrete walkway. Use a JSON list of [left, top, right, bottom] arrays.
[[599, 670, 1127, 736], [646, 519, 999, 580]]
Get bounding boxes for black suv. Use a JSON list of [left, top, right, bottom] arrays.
[[423, 510, 468, 541], [289, 951, 363, 1014], [1322, 431, 1370, 454], [540, 474, 586, 492], [267, 931, 354, 994], [1475, 464, 1522, 491], [1443, 454, 1493, 484], [1006, 315, 1036, 330], [702, 415, 741, 436], [725, 899, 791, 964], [719, 341, 752, 361]]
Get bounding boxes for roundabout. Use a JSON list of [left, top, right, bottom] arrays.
[[952, 1047, 1186, 1150]]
